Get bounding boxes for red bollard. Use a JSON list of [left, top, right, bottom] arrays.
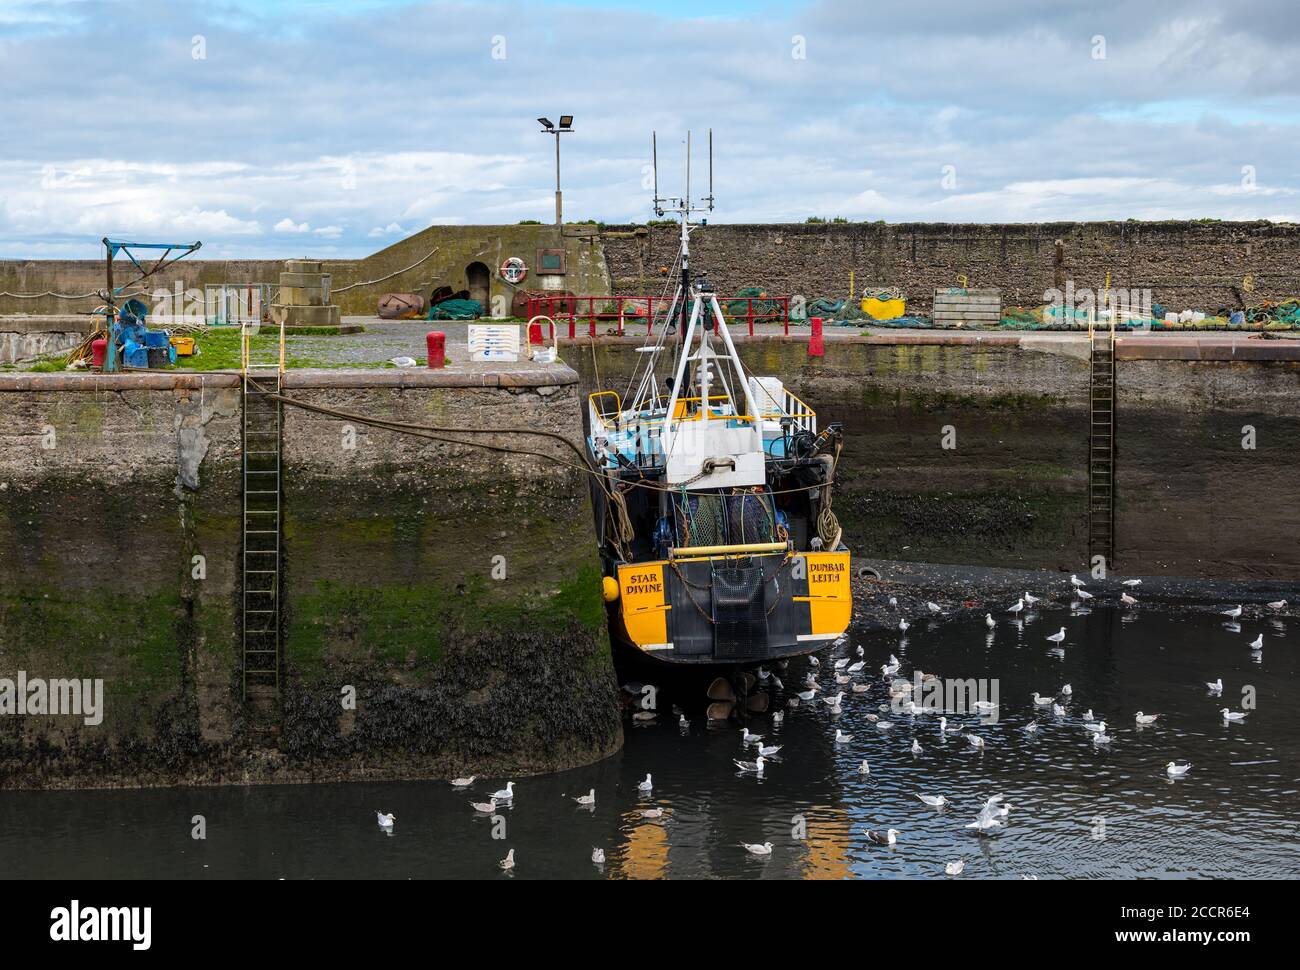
[[91, 338, 108, 370], [426, 331, 445, 368], [528, 321, 543, 345], [808, 316, 825, 357]]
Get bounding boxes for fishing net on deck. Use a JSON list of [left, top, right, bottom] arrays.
[[674, 492, 726, 548], [725, 489, 777, 544]]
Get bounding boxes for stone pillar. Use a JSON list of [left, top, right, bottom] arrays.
[[271, 259, 341, 327]]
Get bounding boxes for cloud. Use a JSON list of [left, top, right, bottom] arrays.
[[2, 0, 1299, 259]]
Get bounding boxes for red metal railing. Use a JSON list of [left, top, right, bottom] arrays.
[[525, 295, 792, 338]]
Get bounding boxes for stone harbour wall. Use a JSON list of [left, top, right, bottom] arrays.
[[0, 365, 621, 789]]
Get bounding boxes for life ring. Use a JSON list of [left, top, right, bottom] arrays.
[[500, 257, 528, 284]]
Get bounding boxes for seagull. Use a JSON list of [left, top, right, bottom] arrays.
[[1122, 579, 1142, 587], [898, 618, 910, 632], [499, 848, 515, 871], [945, 860, 966, 875], [823, 691, 845, 708], [1052, 702, 1066, 716], [910, 740, 923, 755], [1008, 598, 1024, 616], [772, 711, 784, 724], [734, 755, 766, 773], [757, 743, 782, 757], [927, 601, 942, 614], [889, 596, 898, 607], [591, 848, 605, 864], [1020, 722, 1039, 734], [809, 655, 820, 667], [965, 733, 984, 749], [865, 828, 899, 846], [1032, 692, 1054, 706], [985, 613, 996, 629], [882, 661, 900, 676], [1222, 605, 1243, 619], [918, 794, 948, 807], [852, 682, 870, 693], [640, 807, 665, 818], [858, 760, 870, 774], [1220, 708, 1248, 722], [574, 789, 596, 806], [1024, 592, 1041, 605], [835, 729, 854, 743], [965, 808, 1004, 833], [847, 660, 865, 673], [1092, 731, 1113, 745], [1166, 761, 1191, 778], [742, 727, 763, 744], [376, 811, 396, 830], [492, 781, 516, 801], [450, 776, 475, 788], [834, 657, 849, 669], [637, 774, 653, 792], [679, 714, 689, 728], [1084, 720, 1106, 734], [470, 798, 498, 813], [739, 841, 774, 856], [973, 700, 997, 712], [1268, 599, 1287, 610], [1249, 634, 1263, 650], [1071, 574, 1086, 588], [876, 720, 894, 730], [1076, 589, 1094, 600], [1121, 592, 1138, 605], [1046, 627, 1066, 643], [797, 689, 817, 701], [1082, 709, 1095, 721], [1135, 712, 1160, 725], [1060, 684, 1072, 695], [1206, 679, 1223, 695], [856, 645, 865, 657]]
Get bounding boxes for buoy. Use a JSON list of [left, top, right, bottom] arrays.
[[601, 576, 619, 602]]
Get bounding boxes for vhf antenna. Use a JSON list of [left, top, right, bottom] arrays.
[[651, 129, 715, 343], [651, 128, 714, 217]]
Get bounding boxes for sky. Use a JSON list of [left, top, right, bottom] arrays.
[[1, 0, 1298, 259]]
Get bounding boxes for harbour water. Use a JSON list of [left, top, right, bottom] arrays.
[[3, 602, 1296, 879]]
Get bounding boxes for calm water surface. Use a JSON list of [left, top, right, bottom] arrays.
[[3, 603, 1297, 879]]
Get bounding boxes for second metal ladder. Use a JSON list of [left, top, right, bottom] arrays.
[[1087, 316, 1116, 567], [241, 321, 285, 699]]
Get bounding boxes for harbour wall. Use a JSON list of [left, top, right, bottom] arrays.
[[0, 365, 621, 790], [569, 333, 1300, 579], [5, 220, 1300, 322]]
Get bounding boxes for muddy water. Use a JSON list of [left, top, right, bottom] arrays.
[[2, 602, 1295, 879]]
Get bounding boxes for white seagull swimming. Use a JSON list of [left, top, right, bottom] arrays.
[[1220, 708, 1248, 722], [918, 794, 949, 808], [734, 755, 766, 773], [946, 860, 966, 875], [739, 841, 773, 856], [450, 776, 476, 788], [1032, 692, 1054, 706], [637, 774, 653, 792], [1122, 579, 1142, 587], [1206, 679, 1223, 695], [492, 781, 516, 801], [927, 601, 942, 614], [376, 811, 396, 830], [835, 729, 854, 744], [865, 828, 899, 846], [499, 848, 515, 871], [757, 743, 782, 757], [470, 798, 498, 814], [1249, 634, 1263, 650], [574, 789, 596, 806], [985, 613, 996, 629], [742, 727, 764, 744], [591, 847, 605, 864], [1135, 712, 1160, 725], [898, 618, 910, 632], [1084, 720, 1106, 733], [1166, 761, 1191, 778]]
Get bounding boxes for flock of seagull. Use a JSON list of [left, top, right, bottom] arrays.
[[371, 575, 1284, 877]]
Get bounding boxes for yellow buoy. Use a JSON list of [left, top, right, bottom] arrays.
[[602, 576, 619, 602]]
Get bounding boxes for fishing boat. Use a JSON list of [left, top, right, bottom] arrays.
[[586, 132, 851, 671]]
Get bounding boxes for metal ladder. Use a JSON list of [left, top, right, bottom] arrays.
[[241, 320, 285, 699], [1087, 314, 1116, 567]]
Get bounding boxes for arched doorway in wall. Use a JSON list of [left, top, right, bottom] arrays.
[[466, 262, 490, 311]]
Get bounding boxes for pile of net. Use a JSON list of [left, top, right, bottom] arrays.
[[425, 299, 482, 320]]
